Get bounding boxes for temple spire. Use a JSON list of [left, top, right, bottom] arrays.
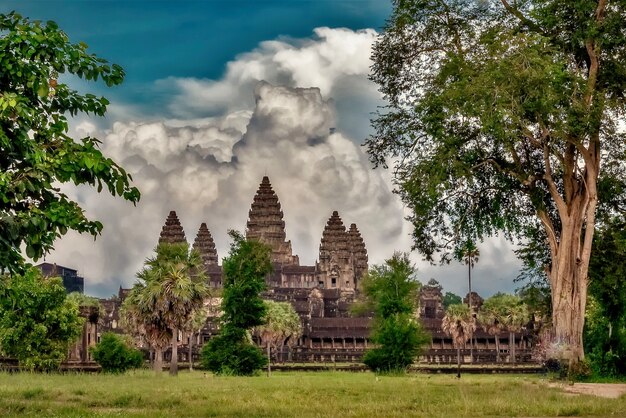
[[193, 223, 218, 266], [348, 223, 368, 282], [246, 176, 298, 265], [158, 210, 187, 245], [317, 211, 354, 290]]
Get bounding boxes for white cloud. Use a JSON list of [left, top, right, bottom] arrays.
[[48, 27, 521, 299]]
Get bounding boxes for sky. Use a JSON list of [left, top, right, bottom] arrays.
[[4, 0, 522, 298]]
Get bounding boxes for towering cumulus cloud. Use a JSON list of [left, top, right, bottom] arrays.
[[50, 28, 410, 296], [52, 27, 520, 297]]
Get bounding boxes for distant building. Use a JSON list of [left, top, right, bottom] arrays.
[[36, 262, 85, 294]]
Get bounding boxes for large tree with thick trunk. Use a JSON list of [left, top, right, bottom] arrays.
[[367, 0, 626, 362]]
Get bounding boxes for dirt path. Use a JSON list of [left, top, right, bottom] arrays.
[[549, 382, 626, 398]]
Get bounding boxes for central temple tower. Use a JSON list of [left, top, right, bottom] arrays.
[[246, 176, 299, 265]]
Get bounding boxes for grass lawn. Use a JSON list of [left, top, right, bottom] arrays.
[[0, 370, 625, 417]]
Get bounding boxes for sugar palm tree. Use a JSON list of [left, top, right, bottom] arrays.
[[456, 241, 480, 360], [254, 300, 302, 376], [183, 305, 208, 371], [477, 299, 504, 362], [442, 303, 475, 378], [501, 298, 530, 364], [121, 283, 171, 373], [125, 242, 209, 375], [480, 293, 529, 364]]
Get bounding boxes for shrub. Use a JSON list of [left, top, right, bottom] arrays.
[[200, 329, 267, 376], [91, 333, 143, 373], [363, 313, 430, 373]]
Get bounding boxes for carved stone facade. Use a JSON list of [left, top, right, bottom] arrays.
[[159, 210, 187, 245], [246, 176, 299, 265]]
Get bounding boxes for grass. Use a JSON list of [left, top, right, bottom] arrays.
[[0, 370, 624, 417]]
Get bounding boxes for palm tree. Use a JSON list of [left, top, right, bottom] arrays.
[[477, 299, 504, 362], [442, 303, 475, 378], [120, 283, 171, 373], [480, 293, 529, 364], [125, 242, 209, 375], [183, 306, 208, 371], [501, 298, 530, 364], [254, 300, 302, 376], [457, 241, 480, 360]]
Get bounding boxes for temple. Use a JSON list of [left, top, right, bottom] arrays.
[[95, 175, 533, 365]]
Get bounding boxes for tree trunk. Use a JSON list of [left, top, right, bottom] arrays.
[[267, 343, 271, 377], [456, 346, 461, 378], [509, 331, 516, 364], [170, 328, 178, 376], [539, 151, 598, 365], [495, 334, 500, 363], [468, 260, 473, 363], [154, 348, 163, 373], [548, 219, 593, 363], [188, 331, 194, 371]]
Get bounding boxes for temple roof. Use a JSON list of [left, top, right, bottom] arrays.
[[319, 211, 351, 255], [158, 210, 187, 245], [246, 176, 297, 265], [192, 223, 218, 266]]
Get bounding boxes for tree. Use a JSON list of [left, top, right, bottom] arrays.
[[0, 12, 140, 273], [479, 293, 529, 364], [360, 252, 430, 372], [455, 240, 480, 357], [442, 303, 474, 377], [0, 267, 83, 370], [91, 332, 143, 373], [124, 242, 208, 375], [367, 0, 626, 363], [442, 292, 462, 310], [254, 300, 302, 376], [201, 231, 271, 375], [183, 305, 208, 371]]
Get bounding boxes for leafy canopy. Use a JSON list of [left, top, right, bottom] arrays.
[[91, 332, 144, 374], [360, 252, 430, 372], [201, 231, 272, 375], [0, 12, 139, 272], [0, 267, 83, 370], [367, 0, 626, 259]]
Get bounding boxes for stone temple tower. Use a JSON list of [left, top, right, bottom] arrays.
[[246, 176, 299, 265], [192, 223, 218, 267], [348, 223, 368, 284], [158, 210, 187, 245], [317, 211, 355, 290]]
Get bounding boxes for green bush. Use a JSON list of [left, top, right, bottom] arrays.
[[91, 333, 143, 373], [363, 313, 430, 373], [200, 329, 267, 376]]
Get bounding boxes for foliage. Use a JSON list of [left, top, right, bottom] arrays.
[[91, 332, 143, 373], [201, 231, 272, 375], [0, 267, 83, 370], [363, 313, 430, 373], [255, 300, 302, 351], [584, 218, 626, 377], [367, 0, 626, 359], [360, 252, 430, 372], [0, 12, 140, 273], [480, 294, 530, 332], [442, 292, 462, 310], [200, 328, 267, 376], [123, 242, 208, 374], [442, 303, 474, 348]]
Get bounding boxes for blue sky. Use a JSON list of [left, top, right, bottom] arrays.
[[3, 1, 521, 298], [4, 1, 391, 112]]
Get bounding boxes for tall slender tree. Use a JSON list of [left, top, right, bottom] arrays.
[[367, 0, 626, 364], [442, 303, 474, 377]]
